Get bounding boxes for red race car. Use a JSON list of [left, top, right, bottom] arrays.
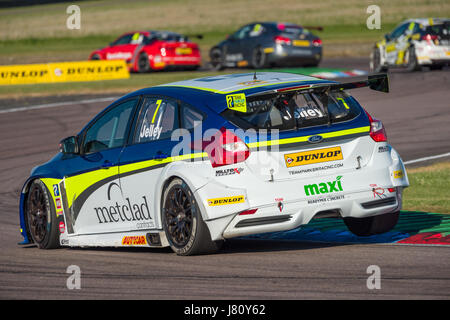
[[89, 30, 202, 72]]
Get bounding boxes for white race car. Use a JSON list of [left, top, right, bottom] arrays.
[[19, 72, 409, 255], [371, 18, 450, 72]]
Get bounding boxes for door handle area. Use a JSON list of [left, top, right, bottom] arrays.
[[101, 160, 115, 169], [153, 151, 168, 160]]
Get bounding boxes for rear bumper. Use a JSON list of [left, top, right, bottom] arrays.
[[220, 187, 402, 239], [416, 44, 450, 65], [266, 44, 322, 65], [195, 145, 408, 241]]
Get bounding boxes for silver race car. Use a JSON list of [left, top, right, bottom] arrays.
[[371, 18, 450, 72]]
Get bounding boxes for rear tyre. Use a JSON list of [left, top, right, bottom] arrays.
[[210, 47, 225, 71], [26, 180, 61, 249], [137, 52, 150, 73], [405, 46, 420, 72], [90, 54, 101, 60], [162, 178, 222, 256], [344, 211, 399, 237], [251, 46, 266, 69]]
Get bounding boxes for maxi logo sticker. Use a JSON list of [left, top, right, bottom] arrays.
[[284, 146, 343, 168], [208, 195, 245, 206], [304, 176, 343, 197], [226, 93, 247, 113], [122, 236, 147, 246]]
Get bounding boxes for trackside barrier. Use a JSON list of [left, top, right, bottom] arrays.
[[0, 60, 129, 85]]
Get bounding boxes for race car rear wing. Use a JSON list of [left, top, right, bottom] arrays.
[[248, 73, 389, 98]]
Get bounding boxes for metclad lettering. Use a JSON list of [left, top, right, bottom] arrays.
[[94, 196, 152, 224]]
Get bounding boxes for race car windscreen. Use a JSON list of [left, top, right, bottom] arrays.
[[221, 90, 361, 131]]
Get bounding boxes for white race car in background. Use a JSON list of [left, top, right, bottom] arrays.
[[19, 72, 409, 255], [371, 18, 450, 72]]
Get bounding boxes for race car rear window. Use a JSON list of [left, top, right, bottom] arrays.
[[424, 23, 450, 40], [277, 24, 307, 35], [221, 90, 360, 131]]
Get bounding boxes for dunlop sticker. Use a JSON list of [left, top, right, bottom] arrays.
[[226, 93, 247, 113], [284, 146, 343, 168], [207, 195, 245, 206], [0, 60, 129, 86]]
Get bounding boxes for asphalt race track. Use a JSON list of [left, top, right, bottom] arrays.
[[0, 58, 449, 299]]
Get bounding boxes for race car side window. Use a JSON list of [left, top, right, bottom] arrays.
[[83, 98, 138, 154], [390, 23, 409, 39], [233, 25, 252, 40], [133, 97, 179, 144], [112, 34, 133, 46], [181, 103, 205, 131]]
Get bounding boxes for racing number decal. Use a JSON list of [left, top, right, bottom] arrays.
[[151, 99, 163, 123]]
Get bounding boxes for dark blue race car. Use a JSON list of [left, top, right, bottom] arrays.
[[210, 22, 323, 70], [19, 72, 408, 256]]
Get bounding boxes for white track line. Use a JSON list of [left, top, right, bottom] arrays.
[[404, 152, 450, 165], [0, 96, 118, 114]]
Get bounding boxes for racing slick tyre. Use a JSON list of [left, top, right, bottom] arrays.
[[26, 180, 61, 249], [210, 47, 225, 71], [405, 46, 420, 72], [162, 178, 222, 256], [343, 211, 400, 237], [137, 52, 150, 73], [251, 46, 267, 69], [90, 54, 101, 60], [370, 47, 388, 72]]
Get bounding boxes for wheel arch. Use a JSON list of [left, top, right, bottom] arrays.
[[19, 176, 44, 244], [156, 163, 210, 225]]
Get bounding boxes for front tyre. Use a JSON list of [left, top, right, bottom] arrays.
[[26, 180, 61, 249], [161, 178, 222, 256], [344, 211, 399, 237], [251, 46, 266, 69], [370, 47, 388, 72], [137, 52, 150, 73], [210, 47, 225, 71]]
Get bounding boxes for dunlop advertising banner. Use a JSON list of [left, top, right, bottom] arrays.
[[0, 60, 129, 85]]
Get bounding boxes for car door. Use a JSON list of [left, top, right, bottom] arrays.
[[105, 33, 141, 61], [242, 23, 266, 61], [225, 25, 252, 66], [117, 96, 180, 230], [61, 97, 139, 235], [385, 23, 409, 65]]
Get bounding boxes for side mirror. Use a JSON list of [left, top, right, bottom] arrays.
[[59, 136, 79, 154]]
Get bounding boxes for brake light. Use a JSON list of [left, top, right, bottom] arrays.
[[365, 110, 387, 142], [202, 128, 250, 168], [312, 38, 322, 46], [274, 36, 292, 45], [421, 34, 438, 42]]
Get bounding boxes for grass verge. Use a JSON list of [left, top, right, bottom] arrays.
[[403, 162, 450, 214]]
